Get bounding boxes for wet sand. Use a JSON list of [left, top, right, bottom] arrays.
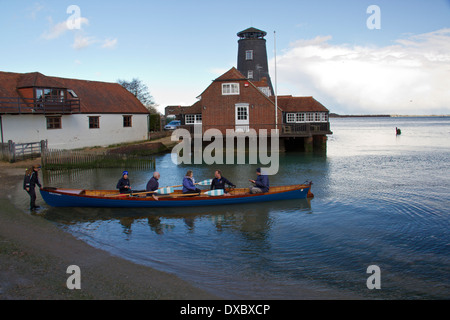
[[0, 160, 218, 300]]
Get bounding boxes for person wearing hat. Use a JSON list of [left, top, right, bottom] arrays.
[[116, 171, 132, 194], [23, 164, 42, 210], [249, 167, 269, 194]]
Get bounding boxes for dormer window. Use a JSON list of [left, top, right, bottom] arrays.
[[36, 88, 64, 102], [222, 83, 240, 95], [68, 89, 78, 98]]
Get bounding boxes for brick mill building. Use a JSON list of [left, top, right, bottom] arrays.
[[166, 27, 332, 151]]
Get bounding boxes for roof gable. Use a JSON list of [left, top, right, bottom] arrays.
[[194, 67, 277, 109], [214, 67, 246, 81]]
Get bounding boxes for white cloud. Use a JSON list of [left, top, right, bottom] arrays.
[[101, 38, 118, 49], [41, 17, 89, 40], [273, 29, 450, 115], [41, 16, 117, 51], [28, 2, 45, 20], [72, 34, 96, 50]]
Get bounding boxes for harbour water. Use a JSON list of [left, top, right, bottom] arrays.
[[13, 117, 450, 299]]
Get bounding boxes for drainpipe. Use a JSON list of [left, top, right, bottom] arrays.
[[0, 115, 3, 145], [274, 31, 278, 132]]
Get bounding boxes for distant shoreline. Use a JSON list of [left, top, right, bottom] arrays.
[[329, 113, 449, 118]]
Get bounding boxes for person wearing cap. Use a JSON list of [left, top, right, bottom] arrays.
[[23, 164, 42, 210], [249, 167, 269, 194], [116, 171, 131, 194]]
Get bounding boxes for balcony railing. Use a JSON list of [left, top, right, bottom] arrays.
[[0, 97, 81, 114], [177, 122, 332, 137]]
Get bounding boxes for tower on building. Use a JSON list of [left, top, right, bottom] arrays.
[[237, 27, 274, 96]]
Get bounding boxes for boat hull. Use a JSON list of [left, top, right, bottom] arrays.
[[40, 185, 312, 208]]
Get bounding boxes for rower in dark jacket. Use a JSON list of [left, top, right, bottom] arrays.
[[116, 171, 131, 193], [211, 170, 236, 192], [23, 164, 42, 210], [249, 167, 269, 194], [146, 171, 160, 200]]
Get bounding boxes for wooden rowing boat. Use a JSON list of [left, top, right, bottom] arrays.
[[39, 183, 313, 208]]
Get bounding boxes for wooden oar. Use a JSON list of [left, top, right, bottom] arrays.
[[108, 187, 174, 198], [111, 179, 213, 198], [168, 189, 225, 198], [164, 179, 213, 189]]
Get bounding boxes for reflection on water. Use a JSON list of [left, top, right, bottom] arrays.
[[13, 117, 450, 299], [44, 199, 312, 239]]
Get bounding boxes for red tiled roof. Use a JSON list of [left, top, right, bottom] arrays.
[[183, 100, 203, 114], [55, 77, 149, 114], [0, 71, 149, 114], [0, 72, 21, 97], [17, 72, 66, 89], [214, 67, 246, 81], [271, 95, 329, 112]]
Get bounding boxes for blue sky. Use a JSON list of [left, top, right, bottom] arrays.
[[1, 0, 449, 115]]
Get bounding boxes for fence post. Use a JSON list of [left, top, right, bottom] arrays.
[[40, 140, 47, 167], [8, 140, 15, 163]]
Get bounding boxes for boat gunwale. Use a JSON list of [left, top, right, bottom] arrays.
[[41, 184, 311, 202]]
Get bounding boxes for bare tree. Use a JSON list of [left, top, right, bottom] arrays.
[[118, 78, 159, 114]]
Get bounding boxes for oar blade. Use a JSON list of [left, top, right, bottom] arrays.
[[197, 179, 213, 186], [204, 189, 224, 196], [157, 187, 174, 195]]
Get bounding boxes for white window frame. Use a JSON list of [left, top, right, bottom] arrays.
[[286, 113, 296, 123], [185, 114, 202, 125], [259, 87, 271, 97], [248, 70, 254, 79], [286, 112, 328, 123], [296, 113, 305, 122], [235, 103, 250, 132], [314, 112, 321, 122], [246, 50, 253, 60], [222, 83, 240, 95]]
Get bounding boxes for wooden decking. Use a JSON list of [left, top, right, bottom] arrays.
[[0, 97, 81, 114]]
